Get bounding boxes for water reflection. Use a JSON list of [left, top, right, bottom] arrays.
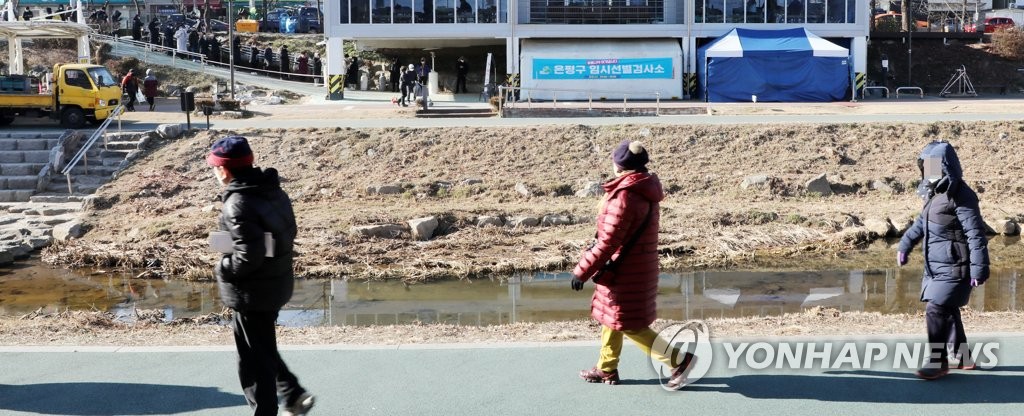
[[1, 259, 1022, 327]]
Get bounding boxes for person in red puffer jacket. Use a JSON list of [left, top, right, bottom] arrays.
[[571, 140, 695, 390]]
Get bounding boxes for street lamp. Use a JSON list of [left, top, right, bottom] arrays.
[[228, 0, 235, 99]]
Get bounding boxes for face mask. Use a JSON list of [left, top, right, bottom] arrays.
[[212, 167, 228, 187], [922, 157, 943, 183]]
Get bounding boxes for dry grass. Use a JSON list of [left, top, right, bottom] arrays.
[[41, 122, 1024, 281]]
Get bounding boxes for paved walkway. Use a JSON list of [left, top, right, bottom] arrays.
[[1, 334, 1022, 415]]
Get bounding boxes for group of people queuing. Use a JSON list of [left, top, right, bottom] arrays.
[[240, 40, 321, 80], [386, 55, 471, 104]]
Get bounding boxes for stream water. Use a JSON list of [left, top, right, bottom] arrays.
[[2, 246, 1022, 327]]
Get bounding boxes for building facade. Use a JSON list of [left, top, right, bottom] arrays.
[[325, 0, 870, 100]]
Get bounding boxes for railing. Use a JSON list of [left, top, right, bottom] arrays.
[[92, 33, 210, 67], [60, 104, 125, 194], [496, 86, 661, 117]]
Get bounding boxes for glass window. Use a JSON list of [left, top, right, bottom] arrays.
[[87, 67, 117, 87], [767, 0, 784, 22], [416, 0, 434, 22], [436, 0, 454, 22], [706, 0, 724, 23], [64, 69, 92, 89], [726, 0, 743, 22], [786, 0, 803, 23], [498, 0, 507, 22], [746, 0, 765, 23], [373, 0, 392, 23], [825, 0, 843, 22], [340, 0, 350, 23], [480, 0, 496, 23], [353, 0, 370, 22], [846, 0, 855, 23], [807, 0, 823, 23], [458, 0, 475, 22], [395, 0, 412, 22], [696, 0, 705, 23]]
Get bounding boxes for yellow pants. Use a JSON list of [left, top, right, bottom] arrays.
[[598, 325, 676, 372]]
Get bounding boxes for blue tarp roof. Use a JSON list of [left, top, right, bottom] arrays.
[[698, 28, 851, 103]]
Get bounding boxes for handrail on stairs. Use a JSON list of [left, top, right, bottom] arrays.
[[60, 104, 125, 194]]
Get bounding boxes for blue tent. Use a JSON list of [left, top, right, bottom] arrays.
[[697, 28, 851, 103]]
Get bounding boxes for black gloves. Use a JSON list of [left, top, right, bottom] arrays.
[[571, 277, 584, 291]]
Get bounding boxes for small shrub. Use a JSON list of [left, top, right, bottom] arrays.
[[219, 100, 241, 111], [992, 28, 1024, 60]]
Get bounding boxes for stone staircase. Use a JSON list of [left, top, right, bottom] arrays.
[[1, 131, 151, 265], [30, 132, 150, 204], [0, 133, 64, 203]]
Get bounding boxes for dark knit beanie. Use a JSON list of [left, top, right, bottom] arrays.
[[612, 140, 649, 170], [207, 136, 254, 168]]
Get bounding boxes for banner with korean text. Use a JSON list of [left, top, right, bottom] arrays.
[[532, 58, 674, 80]]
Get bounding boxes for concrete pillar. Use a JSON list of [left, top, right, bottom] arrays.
[[852, 36, 867, 73], [326, 37, 345, 100]]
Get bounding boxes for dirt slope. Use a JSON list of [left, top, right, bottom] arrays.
[[42, 121, 1024, 281]]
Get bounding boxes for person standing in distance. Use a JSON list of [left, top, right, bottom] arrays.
[[571, 140, 695, 390], [897, 140, 989, 380], [455, 56, 469, 94], [208, 136, 315, 416]]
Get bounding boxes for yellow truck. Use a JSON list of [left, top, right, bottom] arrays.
[[0, 63, 123, 128]]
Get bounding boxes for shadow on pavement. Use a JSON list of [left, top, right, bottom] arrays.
[[0, 382, 244, 415], [688, 369, 1024, 403]]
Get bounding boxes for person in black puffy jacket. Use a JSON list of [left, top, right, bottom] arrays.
[[897, 140, 989, 380], [208, 136, 314, 416]]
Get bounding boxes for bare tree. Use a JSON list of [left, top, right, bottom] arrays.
[[131, 0, 141, 17]]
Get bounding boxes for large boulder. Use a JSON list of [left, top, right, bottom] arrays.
[[408, 216, 439, 241], [805, 173, 833, 196], [871, 179, 895, 195], [5, 242, 32, 259], [0, 248, 13, 266], [575, 181, 604, 198], [740, 174, 771, 190], [367, 184, 403, 195], [506, 216, 540, 228], [514, 182, 533, 197], [155, 124, 184, 140], [53, 220, 84, 241], [864, 218, 896, 238], [987, 219, 1021, 236], [349, 224, 406, 239], [476, 216, 504, 227]]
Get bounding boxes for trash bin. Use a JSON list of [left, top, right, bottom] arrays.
[[180, 91, 195, 112]]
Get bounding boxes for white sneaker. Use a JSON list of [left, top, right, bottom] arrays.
[[282, 392, 314, 416]]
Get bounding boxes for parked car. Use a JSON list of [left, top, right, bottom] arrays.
[[296, 6, 322, 33], [258, 8, 289, 32], [965, 17, 1015, 33]]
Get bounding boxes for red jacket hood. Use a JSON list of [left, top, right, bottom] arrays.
[[602, 172, 664, 203]]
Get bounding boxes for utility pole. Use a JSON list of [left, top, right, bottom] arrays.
[[228, 0, 235, 99]]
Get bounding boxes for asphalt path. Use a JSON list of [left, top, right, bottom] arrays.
[[1, 334, 1022, 415]]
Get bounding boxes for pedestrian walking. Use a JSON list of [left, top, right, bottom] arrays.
[[455, 56, 469, 93], [399, 64, 417, 107], [897, 140, 989, 380], [142, 69, 159, 111], [120, 69, 138, 111], [570, 140, 695, 390], [389, 58, 402, 93], [297, 52, 309, 79], [207, 136, 316, 416]]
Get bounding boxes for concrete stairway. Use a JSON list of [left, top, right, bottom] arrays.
[[0, 133, 64, 203], [30, 132, 148, 204]]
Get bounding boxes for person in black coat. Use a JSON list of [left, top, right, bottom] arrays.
[[389, 58, 402, 93], [232, 35, 242, 64], [279, 45, 290, 79], [162, 25, 175, 49], [131, 15, 143, 41], [210, 36, 222, 62], [56, 5, 66, 21], [208, 136, 315, 416], [455, 56, 469, 93], [148, 18, 160, 45], [898, 140, 989, 380], [263, 45, 274, 72], [399, 64, 417, 106], [188, 29, 200, 53], [248, 43, 260, 68]]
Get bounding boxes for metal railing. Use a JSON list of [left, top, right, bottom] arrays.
[[496, 86, 661, 117], [92, 33, 210, 67], [60, 104, 125, 194]]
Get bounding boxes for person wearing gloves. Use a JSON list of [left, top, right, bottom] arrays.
[[897, 140, 989, 380], [208, 136, 315, 416], [570, 140, 695, 390]]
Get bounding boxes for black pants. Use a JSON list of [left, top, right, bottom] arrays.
[[456, 76, 467, 93], [124, 91, 136, 111], [400, 84, 412, 105], [391, 80, 399, 93], [145, 94, 156, 111], [925, 302, 967, 367], [233, 310, 305, 416]]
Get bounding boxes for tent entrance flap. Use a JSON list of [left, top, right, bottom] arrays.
[[697, 28, 850, 102]]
